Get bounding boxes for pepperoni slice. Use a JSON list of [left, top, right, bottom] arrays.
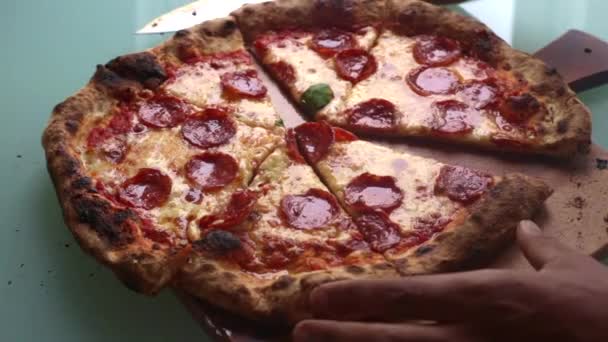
[[310, 29, 357, 58], [198, 190, 258, 230], [430, 100, 480, 135], [434, 165, 493, 203], [346, 99, 397, 133], [141, 219, 172, 244], [185, 152, 239, 191], [413, 35, 462, 66], [182, 107, 236, 148], [221, 69, 267, 99], [458, 80, 499, 109], [138, 94, 190, 128], [333, 127, 358, 142], [268, 61, 296, 85], [498, 93, 542, 124], [118, 169, 172, 210], [294, 121, 335, 164], [280, 189, 339, 230], [345, 173, 404, 213], [335, 49, 377, 83], [285, 129, 306, 164], [407, 66, 461, 96], [354, 210, 401, 253]]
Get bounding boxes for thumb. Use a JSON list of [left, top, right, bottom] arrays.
[[517, 220, 580, 270]]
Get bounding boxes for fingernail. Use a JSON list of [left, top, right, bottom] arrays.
[[519, 220, 542, 235]]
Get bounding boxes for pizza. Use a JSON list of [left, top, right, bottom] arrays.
[[43, 0, 563, 326], [294, 122, 551, 273], [233, 0, 591, 157]]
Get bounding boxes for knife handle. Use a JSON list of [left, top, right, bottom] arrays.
[[534, 30, 608, 93]]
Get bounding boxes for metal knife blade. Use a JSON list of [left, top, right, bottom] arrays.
[[137, 0, 266, 34]]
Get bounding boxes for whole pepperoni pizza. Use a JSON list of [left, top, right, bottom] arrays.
[[43, 0, 583, 325]]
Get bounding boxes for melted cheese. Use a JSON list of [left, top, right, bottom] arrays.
[[165, 60, 280, 129], [329, 30, 501, 142], [317, 140, 462, 236]]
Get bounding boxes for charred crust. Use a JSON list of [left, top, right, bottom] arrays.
[[106, 52, 167, 89], [271, 275, 295, 291], [557, 118, 570, 134], [93, 65, 139, 101], [194, 230, 242, 254], [198, 263, 217, 273], [64, 119, 80, 134], [73, 195, 134, 245], [222, 271, 237, 280], [174, 29, 190, 38], [221, 19, 237, 35], [113, 209, 134, 225], [415, 245, 434, 256], [372, 262, 394, 271], [72, 177, 92, 190], [345, 265, 365, 274]]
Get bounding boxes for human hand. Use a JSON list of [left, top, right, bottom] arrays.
[[293, 220, 608, 342]]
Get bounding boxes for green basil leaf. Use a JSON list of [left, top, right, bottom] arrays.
[[274, 118, 285, 127], [300, 84, 334, 114]]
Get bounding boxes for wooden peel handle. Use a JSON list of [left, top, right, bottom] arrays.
[[535, 30, 608, 93]]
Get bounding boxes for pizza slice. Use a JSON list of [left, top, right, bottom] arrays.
[[234, 0, 590, 157], [176, 142, 396, 323], [43, 17, 283, 294], [232, 0, 385, 119], [294, 122, 553, 273], [328, 0, 591, 157]]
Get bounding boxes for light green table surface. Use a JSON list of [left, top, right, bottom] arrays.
[[1, 1, 607, 341]]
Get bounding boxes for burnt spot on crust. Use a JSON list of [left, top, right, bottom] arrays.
[[72, 177, 92, 190], [345, 265, 365, 274], [194, 230, 242, 255], [271, 275, 295, 291], [467, 29, 497, 62], [220, 20, 237, 35], [93, 65, 139, 101], [106, 52, 167, 90], [313, 0, 355, 28], [59, 154, 80, 178], [396, 7, 435, 36], [236, 285, 251, 297], [300, 273, 336, 290], [415, 245, 434, 256], [557, 118, 570, 134], [194, 18, 238, 38], [221, 271, 237, 281], [174, 29, 190, 38], [198, 263, 217, 273], [372, 262, 394, 271], [113, 209, 134, 225], [73, 195, 135, 245], [64, 119, 80, 134]]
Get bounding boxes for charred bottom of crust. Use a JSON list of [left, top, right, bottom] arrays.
[[73, 195, 135, 245]]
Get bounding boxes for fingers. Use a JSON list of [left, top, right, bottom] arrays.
[[293, 320, 482, 342], [309, 270, 525, 322], [516, 220, 581, 270]]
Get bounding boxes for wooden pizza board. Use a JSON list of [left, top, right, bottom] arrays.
[[176, 30, 608, 341]]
